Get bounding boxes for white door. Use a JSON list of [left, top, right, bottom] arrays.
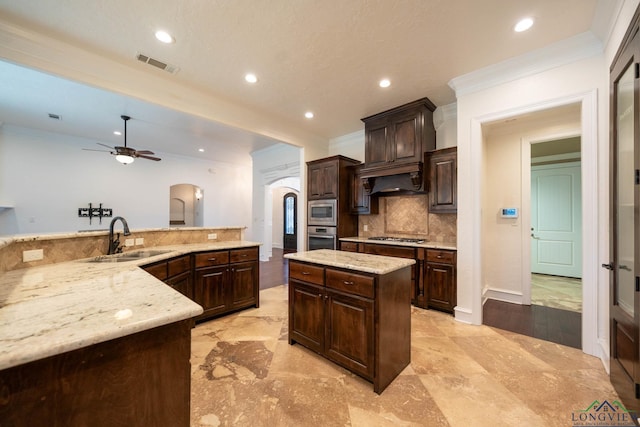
[[531, 162, 582, 278]]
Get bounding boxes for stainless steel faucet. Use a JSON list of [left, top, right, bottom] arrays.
[[108, 216, 131, 254]]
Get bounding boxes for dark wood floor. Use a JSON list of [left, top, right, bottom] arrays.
[[483, 299, 581, 349], [259, 248, 289, 290]]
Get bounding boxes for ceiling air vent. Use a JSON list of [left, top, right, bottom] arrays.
[[48, 113, 61, 120], [136, 53, 179, 74]]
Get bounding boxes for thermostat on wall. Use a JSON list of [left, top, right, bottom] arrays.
[[500, 208, 519, 218]]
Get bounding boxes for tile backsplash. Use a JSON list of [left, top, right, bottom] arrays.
[[358, 194, 456, 243]]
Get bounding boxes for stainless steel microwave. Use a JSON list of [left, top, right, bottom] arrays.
[[308, 199, 337, 226]]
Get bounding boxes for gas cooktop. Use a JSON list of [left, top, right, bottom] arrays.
[[368, 236, 425, 244]]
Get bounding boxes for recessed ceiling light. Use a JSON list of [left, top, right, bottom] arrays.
[[113, 131, 122, 136], [155, 30, 175, 44], [305, 111, 314, 119], [198, 148, 205, 152], [245, 73, 258, 83], [379, 79, 391, 88], [514, 17, 534, 32]]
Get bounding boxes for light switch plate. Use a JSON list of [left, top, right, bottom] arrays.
[[125, 239, 134, 247], [23, 249, 43, 262], [208, 233, 217, 240], [135, 238, 144, 245], [363, 225, 368, 231]]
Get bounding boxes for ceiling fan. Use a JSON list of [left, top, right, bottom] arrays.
[[84, 115, 161, 164]]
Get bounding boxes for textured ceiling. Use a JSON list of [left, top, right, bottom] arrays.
[[0, 0, 611, 160]]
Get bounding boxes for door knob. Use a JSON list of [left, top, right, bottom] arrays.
[[602, 262, 614, 270]]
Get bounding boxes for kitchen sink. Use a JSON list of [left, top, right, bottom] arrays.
[[85, 249, 173, 263]]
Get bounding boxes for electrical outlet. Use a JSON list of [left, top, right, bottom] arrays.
[[135, 238, 144, 246], [125, 239, 134, 247], [363, 225, 368, 232], [23, 249, 43, 262], [208, 233, 217, 240]]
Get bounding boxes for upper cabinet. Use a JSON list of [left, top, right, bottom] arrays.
[[426, 147, 457, 213], [361, 98, 436, 178], [307, 155, 360, 200], [349, 163, 378, 215]]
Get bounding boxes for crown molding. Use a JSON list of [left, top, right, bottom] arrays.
[[448, 31, 603, 97]]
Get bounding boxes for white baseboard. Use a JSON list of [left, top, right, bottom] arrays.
[[483, 287, 524, 304], [454, 306, 474, 324]]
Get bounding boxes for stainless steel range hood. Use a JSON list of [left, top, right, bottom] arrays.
[[360, 161, 424, 196]]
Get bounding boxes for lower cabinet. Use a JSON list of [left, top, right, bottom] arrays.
[[194, 247, 259, 321], [142, 246, 260, 323], [288, 260, 409, 393], [425, 249, 457, 313]]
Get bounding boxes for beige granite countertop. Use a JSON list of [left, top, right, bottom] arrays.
[[284, 249, 415, 274], [340, 236, 457, 251], [0, 240, 259, 370]]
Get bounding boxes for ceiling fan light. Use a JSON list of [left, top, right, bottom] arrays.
[[116, 154, 135, 164]]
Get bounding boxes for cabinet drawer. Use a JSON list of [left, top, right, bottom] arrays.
[[326, 269, 374, 299], [290, 262, 324, 286], [168, 255, 191, 277], [194, 251, 229, 268], [426, 249, 455, 264], [230, 247, 259, 263], [340, 241, 360, 252]]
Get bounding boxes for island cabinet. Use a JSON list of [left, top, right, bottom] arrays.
[[287, 251, 413, 394], [193, 247, 259, 321]]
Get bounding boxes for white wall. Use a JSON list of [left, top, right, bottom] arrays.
[[482, 108, 581, 303], [0, 125, 252, 235], [329, 130, 364, 160]]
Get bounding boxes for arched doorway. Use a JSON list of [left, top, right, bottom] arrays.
[[283, 192, 297, 253]]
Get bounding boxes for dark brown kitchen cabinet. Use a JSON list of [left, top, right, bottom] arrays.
[[349, 163, 378, 215], [426, 147, 457, 213], [193, 247, 259, 322], [340, 241, 361, 252], [142, 254, 193, 300], [308, 160, 339, 199], [362, 243, 423, 307], [288, 260, 409, 393], [425, 249, 457, 313], [360, 98, 436, 182]]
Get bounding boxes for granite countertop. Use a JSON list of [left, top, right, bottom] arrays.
[[284, 249, 415, 274], [0, 240, 260, 370], [339, 236, 457, 251]]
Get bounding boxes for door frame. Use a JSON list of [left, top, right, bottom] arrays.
[[521, 136, 582, 305], [469, 89, 600, 359]]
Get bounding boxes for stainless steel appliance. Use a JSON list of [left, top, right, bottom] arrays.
[[308, 226, 337, 250], [308, 199, 337, 226]]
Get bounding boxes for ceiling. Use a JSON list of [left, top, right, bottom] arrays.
[[0, 0, 615, 162]]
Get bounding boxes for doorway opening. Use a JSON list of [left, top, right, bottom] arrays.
[[480, 103, 584, 349], [283, 192, 297, 253], [169, 183, 203, 227]]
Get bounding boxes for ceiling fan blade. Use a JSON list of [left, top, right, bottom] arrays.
[[137, 154, 162, 161], [97, 142, 115, 150], [83, 148, 113, 153], [135, 149, 155, 155]]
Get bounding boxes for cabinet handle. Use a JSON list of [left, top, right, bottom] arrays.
[[343, 281, 355, 286], [208, 258, 217, 261], [301, 271, 310, 275], [436, 255, 443, 259], [240, 254, 247, 257]]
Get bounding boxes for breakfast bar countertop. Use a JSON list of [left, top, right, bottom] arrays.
[[0, 240, 260, 371], [284, 249, 415, 274]]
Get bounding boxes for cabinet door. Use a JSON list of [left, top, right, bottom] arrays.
[[166, 271, 193, 300], [325, 290, 374, 379], [428, 149, 457, 213], [229, 261, 258, 310], [308, 161, 338, 200], [194, 266, 228, 317], [390, 110, 421, 164], [365, 119, 389, 168], [425, 262, 456, 313], [349, 164, 377, 215], [289, 281, 325, 353]]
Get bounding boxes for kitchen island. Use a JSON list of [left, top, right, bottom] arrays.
[[285, 249, 414, 394], [0, 240, 259, 427]]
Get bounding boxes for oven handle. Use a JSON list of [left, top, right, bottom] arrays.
[[308, 234, 335, 239]]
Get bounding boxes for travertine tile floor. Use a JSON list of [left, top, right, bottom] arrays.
[[531, 274, 582, 312], [190, 285, 614, 427]]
